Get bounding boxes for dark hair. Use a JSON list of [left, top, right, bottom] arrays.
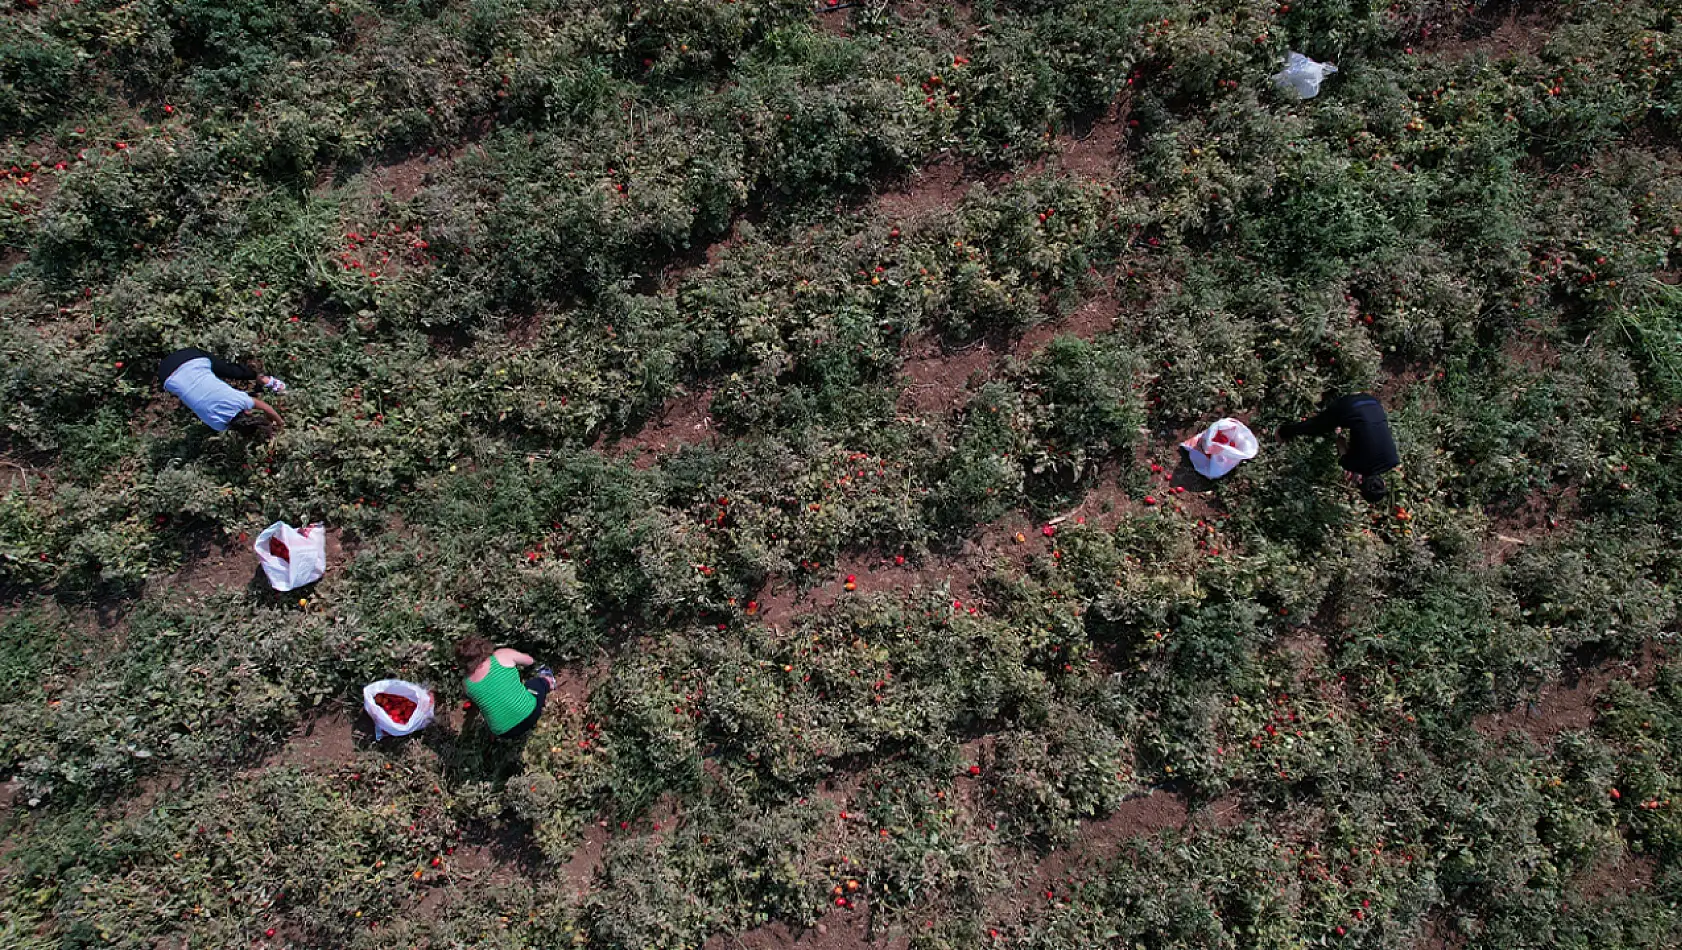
[[455, 636, 494, 671], [1360, 473, 1389, 504]]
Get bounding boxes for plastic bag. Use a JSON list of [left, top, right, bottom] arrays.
[[254, 521, 327, 591], [1181, 419, 1260, 479], [363, 679, 435, 739], [1272, 52, 1338, 100]]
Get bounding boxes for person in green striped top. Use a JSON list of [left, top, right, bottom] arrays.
[[456, 636, 557, 739]]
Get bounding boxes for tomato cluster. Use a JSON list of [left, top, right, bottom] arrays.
[[374, 692, 417, 724]]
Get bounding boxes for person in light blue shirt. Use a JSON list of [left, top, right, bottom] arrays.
[[157, 348, 285, 433]]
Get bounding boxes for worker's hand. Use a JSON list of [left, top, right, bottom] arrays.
[[251, 398, 285, 431]]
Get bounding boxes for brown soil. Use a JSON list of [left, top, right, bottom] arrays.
[[366, 153, 440, 202], [703, 901, 906, 950], [988, 789, 1194, 931], [998, 97, 1133, 186], [560, 821, 611, 895], [261, 706, 366, 770], [505, 311, 546, 348], [1501, 329, 1561, 372], [812, 3, 855, 38], [1416, 912, 1468, 950], [874, 159, 973, 219], [896, 334, 998, 416], [1375, 358, 1435, 407], [158, 525, 351, 599], [1091, 788, 1192, 839], [895, 282, 1126, 419], [604, 389, 719, 468], [117, 772, 187, 819], [751, 549, 984, 628], [1427, 0, 1558, 61], [1187, 791, 1249, 831], [752, 452, 1198, 627], [159, 538, 263, 599], [1010, 288, 1121, 357], [1482, 486, 1576, 564], [446, 822, 545, 895], [1276, 630, 1329, 673], [1474, 641, 1663, 743], [1574, 850, 1658, 903], [132, 394, 181, 437], [1054, 101, 1131, 181]]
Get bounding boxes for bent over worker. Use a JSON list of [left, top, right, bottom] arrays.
[[1278, 392, 1400, 504], [157, 348, 285, 433], [457, 636, 557, 740]]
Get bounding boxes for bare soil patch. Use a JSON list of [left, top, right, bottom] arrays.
[[896, 334, 998, 416], [1475, 641, 1663, 743], [1187, 791, 1248, 831], [367, 153, 440, 202], [1574, 849, 1657, 903], [1054, 101, 1130, 180], [548, 660, 604, 714], [262, 705, 367, 770], [874, 158, 973, 219], [1011, 288, 1121, 357], [1092, 788, 1192, 839], [119, 771, 187, 820], [998, 97, 1133, 186], [987, 789, 1194, 930], [1276, 630, 1329, 673], [812, 4, 856, 38], [1416, 912, 1468, 950], [1482, 485, 1576, 563], [1376, 357, 1436, 407], [604, 388, 719, 468], [1426, 0, 1559, 61], [561, 821, 611, 895], [703, 901, 906, 950], [157, 526, 351, 599], [751, 549, 983, 627], [158, 537, 262, 599]]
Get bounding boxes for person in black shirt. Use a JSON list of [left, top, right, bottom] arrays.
[[1277, 393, 1400, 503]]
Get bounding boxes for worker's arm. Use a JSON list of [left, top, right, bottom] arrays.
[[1279, 398, 1350, 441], [494, 648, 535, 667], [208, 355, 259, 381], [249, 397, 284, 429]]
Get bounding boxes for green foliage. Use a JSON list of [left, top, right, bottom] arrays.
[[3, 0, 1682, 947]]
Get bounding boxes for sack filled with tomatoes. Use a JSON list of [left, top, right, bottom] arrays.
[[361, 679, 435, 738]]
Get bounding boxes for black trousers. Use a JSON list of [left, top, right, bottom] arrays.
[[498, 677, 553, 740], [157, 348, 258, 384]]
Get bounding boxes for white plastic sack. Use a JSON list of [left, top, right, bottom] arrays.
[[254, 521, 327, 591], [363, 679, 436, 739], [1181, 418, 1259, 479], [1272, 52, 1338, 100]]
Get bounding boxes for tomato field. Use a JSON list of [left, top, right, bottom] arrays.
[[3, 0, 1682, 947]]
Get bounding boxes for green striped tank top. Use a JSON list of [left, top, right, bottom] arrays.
[[464, 658, 537, 735]]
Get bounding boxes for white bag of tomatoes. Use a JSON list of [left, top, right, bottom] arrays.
[[1181, 418, 1259, 479], [363, 680, 435, 739], [254, 521, 327, 591]]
